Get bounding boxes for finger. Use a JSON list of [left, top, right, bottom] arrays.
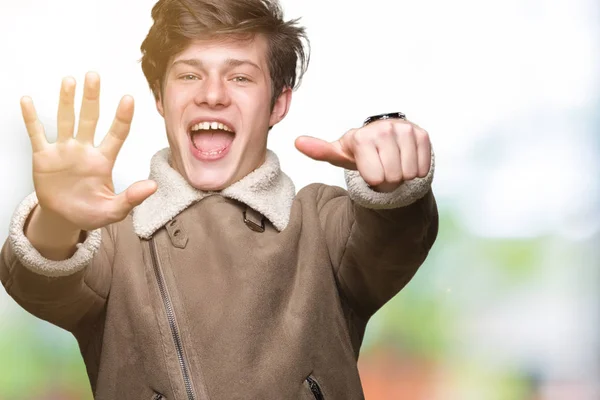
[[75, 71, 101, 144], [109, 180, 157, 221], [294, 135, 355, 169], [415, 129, 432, 177], [396, 126, 419, 180], [20, 97, 48, 152], [353, 139, 384, 187], [99, 95, 134, 161], [375, 133, 403, 184], [57, 76, 76, 142]]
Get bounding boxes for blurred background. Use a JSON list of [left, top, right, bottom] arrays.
[[0, 0, 598, 399]]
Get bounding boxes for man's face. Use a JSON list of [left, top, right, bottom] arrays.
[[156, 35, 291, 191]]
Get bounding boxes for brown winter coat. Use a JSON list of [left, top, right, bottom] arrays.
[[0, 148, 438, 400]]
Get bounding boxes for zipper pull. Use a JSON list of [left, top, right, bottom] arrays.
[[306, 376, 324, 400]]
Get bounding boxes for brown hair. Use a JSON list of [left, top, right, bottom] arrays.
[[140, 0, 310, 109]]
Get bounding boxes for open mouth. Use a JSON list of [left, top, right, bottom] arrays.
[[188, 121, 236, 158]]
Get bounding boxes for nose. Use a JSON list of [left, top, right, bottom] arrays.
[[194, 75, 230, 108]]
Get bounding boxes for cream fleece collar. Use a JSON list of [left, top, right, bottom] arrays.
[[131, 148, 296, 239]]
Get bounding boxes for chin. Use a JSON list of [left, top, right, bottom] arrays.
[[184, 165, 235, 191], [187, 176, 230, 192], [184, 156, 239, 192]]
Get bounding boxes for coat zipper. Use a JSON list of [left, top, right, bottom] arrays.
[[306, 376, 324, 400], [149, 237, 197, 400]]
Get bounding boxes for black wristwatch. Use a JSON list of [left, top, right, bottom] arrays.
[[363, 112, 406, 126]]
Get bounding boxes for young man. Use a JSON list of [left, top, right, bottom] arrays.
[[0, 0, 438, 398]]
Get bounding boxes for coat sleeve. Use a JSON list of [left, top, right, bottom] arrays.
[[0, 192, 113, 334], [316, 154, 438, 320]]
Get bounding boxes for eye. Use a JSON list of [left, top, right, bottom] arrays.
[[180, 74, 198, 81], [232, 76, 251, 83]]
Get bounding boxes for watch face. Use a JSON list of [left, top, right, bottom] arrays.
[[363, 112, 406, 126]]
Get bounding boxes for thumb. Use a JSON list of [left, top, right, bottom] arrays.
[[125, 179, 158, 207], [294, 136, 355, 169], [111, 179, 158, 220]]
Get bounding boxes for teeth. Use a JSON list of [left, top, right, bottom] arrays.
[[191, 142, 228, 155], [203, 148, 226, 156], [190, 121, 234, 132]]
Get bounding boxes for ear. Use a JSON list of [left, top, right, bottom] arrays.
[[269, 87, 292, 127], [155, 86, 165, 117]]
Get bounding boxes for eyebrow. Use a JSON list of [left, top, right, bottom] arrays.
[[171, 58, 262, 72]]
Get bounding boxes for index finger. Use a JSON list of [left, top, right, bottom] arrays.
[[98, 95, 134, 161], [20, 96, 48, 153]]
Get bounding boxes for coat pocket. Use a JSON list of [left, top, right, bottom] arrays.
[[151, 392, 166, 400], [305, 375, 324, 400]]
